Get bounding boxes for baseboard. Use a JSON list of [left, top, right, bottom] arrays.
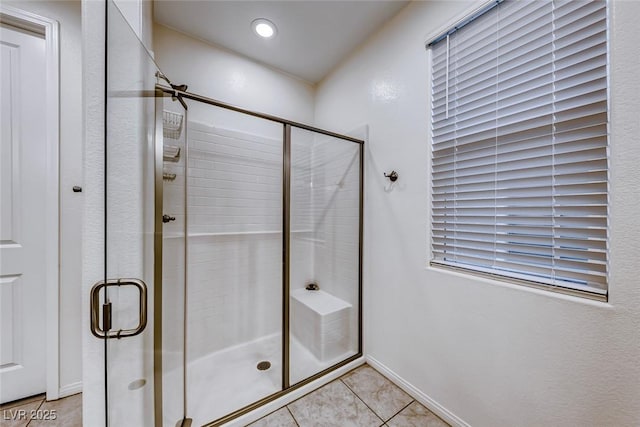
[[365, 355, 471, 427], [58, 382, 82, 399]]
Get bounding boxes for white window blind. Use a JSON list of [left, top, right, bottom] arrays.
[[429, 0, 608, 297]]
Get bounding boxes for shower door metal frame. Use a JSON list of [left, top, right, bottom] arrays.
[[158, 86, 364, 144], [156, 85, 364, 427], [154, 88, 191, 427]]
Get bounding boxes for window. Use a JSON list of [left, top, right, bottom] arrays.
[[429, 0, 608, 298]]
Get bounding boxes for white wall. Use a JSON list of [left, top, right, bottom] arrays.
[[112, 0, 153, 51], [4, 0, 83, 398], [153, 23, 315, 125], [315, 1, 640, 426]]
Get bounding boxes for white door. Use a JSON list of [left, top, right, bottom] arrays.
[[0, 24, 47, 403]]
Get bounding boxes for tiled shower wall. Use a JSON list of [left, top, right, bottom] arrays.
[[290, 130, 315, 290], [307, 133, 361, 355], [290, 129, 360, 311], [185, 122, 284, 361]]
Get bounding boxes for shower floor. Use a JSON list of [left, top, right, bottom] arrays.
[[185, 333, 354, 426]]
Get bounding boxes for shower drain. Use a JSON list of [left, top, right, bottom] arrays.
[[257, 361, 271, 371]]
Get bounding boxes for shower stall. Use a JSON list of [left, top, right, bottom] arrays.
[[93, 3, 363, 426]]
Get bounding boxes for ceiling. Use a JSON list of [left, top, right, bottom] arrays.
[[153, 1, 410, 84]]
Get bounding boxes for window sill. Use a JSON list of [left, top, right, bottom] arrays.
[[425, 262, 612, 308]]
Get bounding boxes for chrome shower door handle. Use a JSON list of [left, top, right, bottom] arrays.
[[90, 278, 148, 339]]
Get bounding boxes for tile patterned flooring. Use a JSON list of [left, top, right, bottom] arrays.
[[0, 364, 447, 427], [248, 364, 450, 427], [0, 393, 81, 427]]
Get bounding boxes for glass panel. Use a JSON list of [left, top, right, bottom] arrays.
[[183, 101, 284, 426], [106, 1, 185, 426], [289, 127, 361, 385], [161, 97, 187, 425]]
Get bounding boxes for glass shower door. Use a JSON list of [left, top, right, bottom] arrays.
[[183, 101, 284, 426], [100, 2, 187, 426], [289, 127, 362, 384]]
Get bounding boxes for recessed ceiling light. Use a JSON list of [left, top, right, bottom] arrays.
[[252, 18, 277, 38]]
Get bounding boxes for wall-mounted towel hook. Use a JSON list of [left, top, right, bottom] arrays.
[[384, 170, 398, 182]]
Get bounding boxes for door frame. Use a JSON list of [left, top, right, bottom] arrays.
[[0, 5, 60, 401]]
